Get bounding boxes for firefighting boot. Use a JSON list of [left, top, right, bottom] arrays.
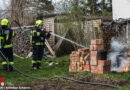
[[32, 60, 37, 70], [9, 62, 14, 72], [3, 64, 8, 72], [37, 62, 41, 70], [9, 65, 14, 72], [2, 62, 8, 71]]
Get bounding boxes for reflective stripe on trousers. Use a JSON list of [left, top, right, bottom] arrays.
[[4, 44, 13, 48]]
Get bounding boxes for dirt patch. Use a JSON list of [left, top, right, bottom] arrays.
[[10, 74, 130, 90]]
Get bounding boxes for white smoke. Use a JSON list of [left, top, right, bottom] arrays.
[[108, 38, 130, 72]]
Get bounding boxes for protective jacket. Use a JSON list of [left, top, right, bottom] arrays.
[[1, 26, 15, 48], [0, 29, 3, 48], [30, 27, 51, 46]]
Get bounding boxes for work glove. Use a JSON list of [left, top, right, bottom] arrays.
[[47, 31, 52, 38]]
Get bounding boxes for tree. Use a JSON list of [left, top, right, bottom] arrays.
[[10, 0, 54, 25]]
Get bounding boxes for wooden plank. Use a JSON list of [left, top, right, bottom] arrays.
[[45, 39, 56, 58], [54, 30, 69, 51]]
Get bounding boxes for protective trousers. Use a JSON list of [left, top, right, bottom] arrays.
[[1, 47, 14, 71], [32, 45, 44, 70]]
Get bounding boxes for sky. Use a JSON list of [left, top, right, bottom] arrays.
[[0, 0, 61, 9], [0, 0, 10, 9], [0, 0, 102, 9]]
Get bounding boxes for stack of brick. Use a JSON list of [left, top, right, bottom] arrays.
[[69, 39, 111, 74], [69, 49, 89, 72], [90, 39, 111, 74]]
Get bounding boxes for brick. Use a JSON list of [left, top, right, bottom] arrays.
[[78, 49, 82, 52], [81, 49, 89, 53], [91, 65, 97, 70], [69, 65, 72, 72], [98, 60, 111, 66], [97, 65, 111, 74], [90, 45, 104, 51], [72, 51, 77, 54], [84, 54, 90, 60], [128, 57, 130, 60], [76, 52, 82, 56], [90, 65, 98, 73], [77, 65, 83, 72], [83, 64, 90, 71], [90, 51, 98, 65], [70, 56, 80, 62], [80, 62, 83, 65], [81, 54, 87, 58], [85, 60, 90, 64], [91, 39, 103, 45], [69, 48, 91, 72], [80, 57, 84, 60]]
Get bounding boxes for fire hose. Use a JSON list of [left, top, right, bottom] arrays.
[[0, 20, 120, 88], [0, 50, 119, 88]]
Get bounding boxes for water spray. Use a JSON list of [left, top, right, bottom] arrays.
[[50, 32, 86, 48]]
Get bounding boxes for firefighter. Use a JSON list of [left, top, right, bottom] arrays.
[[30, 20, 51, 70], [0, 19, 15, 72]]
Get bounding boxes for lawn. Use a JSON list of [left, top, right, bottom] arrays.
[[0, 55, 129, 89], [0, 56, 70, 84]]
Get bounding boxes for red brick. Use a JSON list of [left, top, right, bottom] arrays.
[[90, 45, 104, 51], [91, 65, 97, 70], [90, 65, 98, 73], [80, 57, 84, 61], [78, 49, 82, 52], [98, 60, 111, 66], [72, 51, 77, 54], [85, 60, 90, 64], [128, 53, 130, 55], [77, 65, 83, 72], [91, 39, 103, 45], [83, 64, 90, 71], [97, 65, 111, 74], [81, 49, 89, 54], [90, 51, 98, 65], [70, 56, 80, 62], [76, 52, 81, 56], [80, 62, 83, 65], [128, 57, 130, 60]]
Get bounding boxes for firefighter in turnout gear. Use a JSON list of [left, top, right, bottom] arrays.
[[30, 20, 51, 70], [0, 19, 15, 72]]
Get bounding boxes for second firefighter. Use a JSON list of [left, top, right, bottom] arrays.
[[30, 20, 51, 70]]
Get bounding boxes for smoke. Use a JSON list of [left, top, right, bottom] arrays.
[[108, 38, 130, 72]]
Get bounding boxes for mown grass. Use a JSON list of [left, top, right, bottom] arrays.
[[0, 55, 130, 90]]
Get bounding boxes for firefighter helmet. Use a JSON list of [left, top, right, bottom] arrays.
[[1, 19, 9, 26], [36, 20, 43, 27]]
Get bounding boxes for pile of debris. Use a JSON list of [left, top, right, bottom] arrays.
[[69, 39, 111, 74]]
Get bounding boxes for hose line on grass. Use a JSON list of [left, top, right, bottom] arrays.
[[0, 20, 119, 88], [49, 76, 119, 88], [0, 50, 119, 88]]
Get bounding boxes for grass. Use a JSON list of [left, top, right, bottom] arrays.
[[0, 55, 130, 89], [0, 55, 70, 84]]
